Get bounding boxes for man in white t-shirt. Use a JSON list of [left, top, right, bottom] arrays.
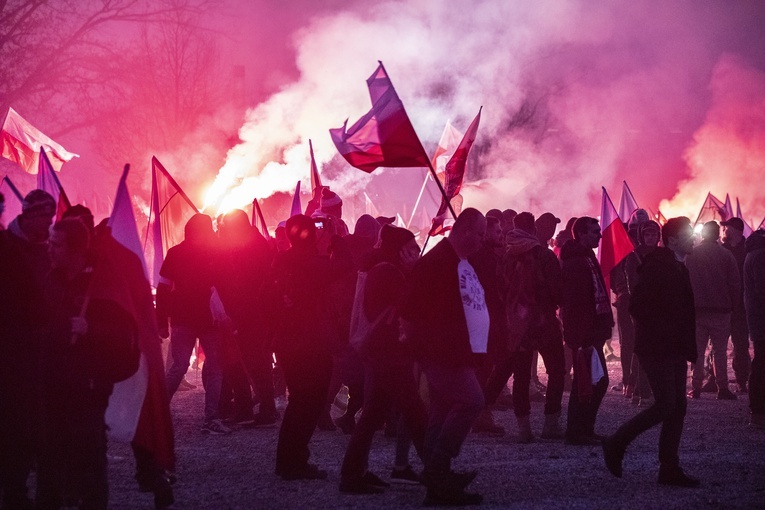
[[401, 208, 488, 506]]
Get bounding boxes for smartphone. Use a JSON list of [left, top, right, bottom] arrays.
[[314, 219, 324, 229]]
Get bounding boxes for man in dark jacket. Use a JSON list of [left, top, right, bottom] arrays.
[[722, 217, 750, 394], [401, 208, 487, 506], [560, 216, 614, 445], [744, 230, 765, 428], [603, 217, 700, 487]]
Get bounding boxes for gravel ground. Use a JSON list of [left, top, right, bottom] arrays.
[[106, 356, 765, 509]]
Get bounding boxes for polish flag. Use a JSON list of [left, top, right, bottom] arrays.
[[599, 187, 635, 291], [1, 107, 78, 173], [290, 181, 302, 217], [618, 180, 639, 222], [252, 198, 270, 239], [101, 164, 175, 470], [37, 147, 71, 221], [735, 197, 754, 237], [330, 62, 429, 172]]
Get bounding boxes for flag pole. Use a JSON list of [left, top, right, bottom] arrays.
[[419, 231, 431, 257], [2, 175, 24, 202], [407, 170, 431, 229]]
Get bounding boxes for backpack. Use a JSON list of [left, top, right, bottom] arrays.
[[503, 248, 545, 352], [87, 299, 141, 384], [348, 264, 397, 353]]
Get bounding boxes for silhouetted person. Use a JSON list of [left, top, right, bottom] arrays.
[[603, 217, 700, 487], [721, 217, 750, 393], [744, 230, 765, 428]]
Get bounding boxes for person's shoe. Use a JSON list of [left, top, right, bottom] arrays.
[[515, 415, 535, 443], [687, 389, 701, 399], [275, 395, 288, 411], [178, 376, 196, 391], [606, 353, 620, 362], [737, 382, 748, 394], [234, 412, 257, 426], [280, 463, 328, 481], [611, 382, 624, 392], [201, 419, 232, 435], [450, 470, 478, 489], [602, 437, 624, 478], [493, 389, 514, 411], [339, 478, 385, 494], [390, 465, 421, 484], [531, 378, 547, 393], [334, 412, 356, 434], [624, 384, 634, 399], [529, 389, 546, 403], [749, 413, 765, 429], [717, 388, 738, 400], [701, 379, 718, 393], [422, 488, 483, 507], [361, 471, 390, 488], [317, 410, 337, 431], [638, 397, 653, 408], [541, 411, 565, 439], [472, 408, 505, 435], [244, 410, 279, 428], [658, 466, 700, 488]]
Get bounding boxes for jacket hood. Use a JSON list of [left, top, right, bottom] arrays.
[[559, 238, 593, 260], [505, 228, 540, 256], [746, 230, 765, 253]]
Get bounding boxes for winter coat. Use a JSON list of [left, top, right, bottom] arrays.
[[744, 231, 765, 338], [629, 247, 697, 363], [559, 239, 614, 349], [685, 240, 740, 313]]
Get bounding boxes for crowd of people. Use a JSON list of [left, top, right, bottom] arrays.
[[0, 186, 763, 508]]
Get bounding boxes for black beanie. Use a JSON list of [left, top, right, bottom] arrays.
[[379, 224, 415, 256]]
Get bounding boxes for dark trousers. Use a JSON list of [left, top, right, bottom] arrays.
[[326, 347, 364, 416], [237, 328, 276, 414], [220, 332, 254, 419], [538, 338, 565, 415], [275, 352, 332, 475], [610, 356, 688, 468], [566, 345, 608, 440], [340, 360, 427, 481], [484, 351, 533, 417], [422, 362, 484, 472], [731, 307, 751, 386], [615, 299, 636, 387], [750, 331, 765, 415]]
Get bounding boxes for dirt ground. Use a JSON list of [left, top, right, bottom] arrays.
[[106, 352, 765, 509]]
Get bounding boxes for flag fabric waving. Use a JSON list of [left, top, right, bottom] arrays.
[[330, 62, 430, 172], [252, 198, 270, 238], [37, 147, 71, 221], [618, 181, 639, 222], [145, 157, 199, 288], [100, 164, 175, 470], [723, 194, 734, 221], [599, 187, 635, 292], [430, 108, 482, 236], [694, 192, 727, 226], [290, 181, 302, 217], [1, 107, 78, 173], [431, 120, 464, 173], [309, 139, 322, 192], [735, 197, 754, 237]]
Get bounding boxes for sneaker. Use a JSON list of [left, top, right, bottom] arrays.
[[638, 397, 653, 408], [361, 471, 390, 488], [275, 395, 288, 411], [606, 353, 620, 362], [334, 412, 356, 435], [717, 388, 737, 400], [701, 379, 718, 393], [602, 437, 624, 478], [243, 410, 279, 428], [390, 465, 420, 484], [611, 382, 624, 392], [737, 382, 748, 394], [178, 377, 196, 391], [658, 466, 700, 488], [201, 419, 232, 435], [750, 413, 765, 429], [279, 463, 328, 481], [234, 413, 257, 426], [338, 478, 385, 494], [687, 389, 701, 399]]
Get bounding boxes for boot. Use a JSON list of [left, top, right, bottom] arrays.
[[472, 408, 505, 435], [516, 415, 535, 443], [541, 411, 564, 439]]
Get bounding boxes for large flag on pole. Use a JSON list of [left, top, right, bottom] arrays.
[[735, 197, 754, 237], [101, 164, 174, 470], [290, 181, 302, 217], [430, 108, 482, 236], [330, 62, 430, 172], [694, 192, 727, 226], [145, 156, 199, 288], [1, 107, 78, 173], [618, 180, 639, 222], [599, 187, 635, 291], [723, 194, 734, 221], [309, 139, 322, 192], [431, 120, 464, 173], [252, 198, 270, 238], [37, 147, 71, 221]]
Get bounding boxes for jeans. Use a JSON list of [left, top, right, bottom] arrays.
[[236, 327, 276, 414], [566, 345, 608, 440], [421, 362, 484, 472], [165, 325, 223, 422], [691, 311, 732, 390], [340, 360, 427, 481], [484, 351, 533, 417], [610, 356, 688, 468], [538, 337, 565, 415], [615, 298, 637, 387], [730, 306, 751, 385]]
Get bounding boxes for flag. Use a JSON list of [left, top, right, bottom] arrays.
[[37, 147, 71, 221], [618, 181, 639, 222], [1, 175, 24, 224], [309, 139, 322, 192], [723, 194, 734, 221], [694, 192, 727, 226], [290, 181, 302, 217], [364, 192, 380, 217], [430, 108, 482, 236], [599, 187, 635, 292], [145, 157, 199, 288], [252, 198, 269, 238], [99, 164, 174, 470], [431, 120, 464, 173], [330, 62, 429, 172], [396, 213, 406, 228], [656, 208, 668, 226], [1, 107, 78, 173], [736, 197, 754, 237]]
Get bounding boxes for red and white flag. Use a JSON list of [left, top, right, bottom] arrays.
[[145, 157, 199, 288], [618, 180, 639, 223], [330, 62, 430, 172], [599, 187, 635, 291], [723, 194, 734, 221], [252, 198, 270, 238], [694, 192, 727, 226], [309, 139, 322, 193], [735, 197, 754, 237], [37, 147, 71, 221], [290, 181, 302, 218], [102, 164, 175, 470], [430, 108, 481, 236], [431, 120, 464, 173], [1, 107, 78, 173], [364, 191, 380, 217]]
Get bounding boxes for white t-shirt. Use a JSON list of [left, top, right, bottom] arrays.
[[458, 258, 490, 353]]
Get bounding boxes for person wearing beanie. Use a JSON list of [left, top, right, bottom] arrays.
[[339, 225, 427, 494], [6, 189, 56, 288]]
